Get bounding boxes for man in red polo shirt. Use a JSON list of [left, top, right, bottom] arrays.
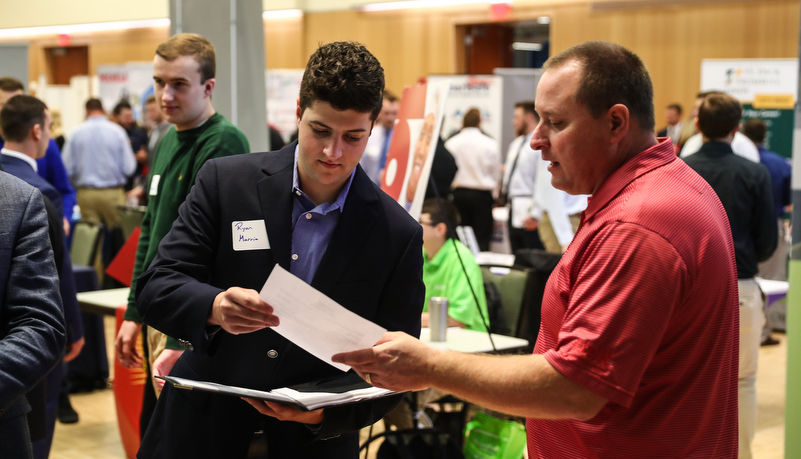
[[335, 41, 738, 458]]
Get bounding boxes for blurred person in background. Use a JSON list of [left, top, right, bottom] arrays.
[[656, 103, 682, 148], [0, 77, 75, 237], [446, 107, 501, 251], [360, 89, 399, 184]]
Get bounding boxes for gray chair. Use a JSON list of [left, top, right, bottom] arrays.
[[70, 221, 104, 267], [117, 205, 145, 241], [481, 265, 531, 337]]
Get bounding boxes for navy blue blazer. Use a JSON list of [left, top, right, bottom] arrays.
[[136, 142, 425, 458], [0, 154, 63, 217], [0, 172, 66, 422], [0, 154, 84, 343]]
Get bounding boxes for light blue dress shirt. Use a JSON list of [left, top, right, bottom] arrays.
[[62, 115, 136, 188], [290, 146, 356, 285]]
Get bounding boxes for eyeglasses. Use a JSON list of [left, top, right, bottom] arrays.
[[419, 220, 436, 226]]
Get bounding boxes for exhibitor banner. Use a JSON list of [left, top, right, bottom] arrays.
[[701, 59, 798, 158], [266, 69, 304, 143], [428, 75, 503, 149], [97, 63, 154, 123], [381, 81, 450, 220]]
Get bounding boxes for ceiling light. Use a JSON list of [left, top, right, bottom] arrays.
[[512, 42, 542, 51], [357, 0, 510, 12], [0, 18, 170, 39]]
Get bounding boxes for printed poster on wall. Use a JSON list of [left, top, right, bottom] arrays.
[[266, 69, 304, 143], [428, 75, 503, 149], [381, 81, 450, 220], [97, 63, 154, 123], [701, 59, 798, 158]]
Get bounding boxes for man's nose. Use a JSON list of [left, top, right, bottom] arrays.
[[324, 137, 343, 159], [530, 123, 549, 151]]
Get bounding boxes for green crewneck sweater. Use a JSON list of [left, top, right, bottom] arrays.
[[125, 112, 249, 349]]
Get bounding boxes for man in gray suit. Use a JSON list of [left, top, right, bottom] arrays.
[[0, 171, 66, 458]]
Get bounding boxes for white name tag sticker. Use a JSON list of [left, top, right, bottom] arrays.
[[232, 220, 270, 251], [149, 175, 161, 196]]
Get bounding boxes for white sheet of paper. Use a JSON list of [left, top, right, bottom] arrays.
[[259, 265, 386, 372]]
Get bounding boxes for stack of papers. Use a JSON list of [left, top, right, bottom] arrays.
[[259, 265, 387, 372], [157, 265, 401, 410], [158, 373, 397, 411]]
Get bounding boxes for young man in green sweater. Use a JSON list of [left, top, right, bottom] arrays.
[[114, 32, 249, 433]]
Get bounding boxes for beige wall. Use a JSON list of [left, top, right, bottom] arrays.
[[4, 0, 798, 129], [546, 0, 800, 128], [293, 0, 799, 130], [26, 26, 169, 85], [0, 0, 168, 29]]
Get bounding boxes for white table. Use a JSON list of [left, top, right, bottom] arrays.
[[419, 327, 528, 354], [755, 277, 789, 298], [76, 287, 130, 315]]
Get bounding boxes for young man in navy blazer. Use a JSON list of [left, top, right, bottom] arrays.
[[135, 41, 424, 458]]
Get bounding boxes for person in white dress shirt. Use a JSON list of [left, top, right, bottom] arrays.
[[445, 107, 501, 251], [656, 103, 683, 146], [681, 130, 759, 162], [360, 90, 399, 184], [501, 101, 544, 253], [528, 153, 588, 254]]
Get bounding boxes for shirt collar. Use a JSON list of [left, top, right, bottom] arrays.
[[697, 140, 736, 157], [583, 137, 675, 221], [425, 238, 456, 268], [1, 148, 37, 172], [291, 144, 356, 213]]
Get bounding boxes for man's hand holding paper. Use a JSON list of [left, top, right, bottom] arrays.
[[259, 265, 387, 372], [208, 286, 280, 334]]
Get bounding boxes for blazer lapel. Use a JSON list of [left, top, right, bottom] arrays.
[[312, 167, 379, 294], [256, 144, 295, 272]]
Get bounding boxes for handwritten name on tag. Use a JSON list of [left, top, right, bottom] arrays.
[[232, 220, 270, 251]]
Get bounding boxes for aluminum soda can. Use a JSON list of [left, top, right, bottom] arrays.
[[429, 297, 449, 342]]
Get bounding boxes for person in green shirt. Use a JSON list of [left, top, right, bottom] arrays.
[[420, 198, 489, 332], [113, 33, 249, 435]]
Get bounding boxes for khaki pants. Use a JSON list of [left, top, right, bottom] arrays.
[[738, 278, 764, 459], [76, 187, 125, 228], [76, 187, 125, 283], [538, 212, 581, 254]]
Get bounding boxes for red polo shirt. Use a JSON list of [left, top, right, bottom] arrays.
[[527, 138, 738, 458]]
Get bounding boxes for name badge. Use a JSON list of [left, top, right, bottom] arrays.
[[149, 175, 161, 196], [232, 220, 270, 251]]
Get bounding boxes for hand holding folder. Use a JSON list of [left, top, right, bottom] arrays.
[[157, 372, 399, 411]]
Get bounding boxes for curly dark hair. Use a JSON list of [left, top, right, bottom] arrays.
[[299, 41, 385, 121]]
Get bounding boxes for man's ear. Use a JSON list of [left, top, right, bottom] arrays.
[[31, 123, 42, 142], [435, 222, 449, 238], [204, 78, 216, 97], [296, 98, 302, 125], [608, 104, 629, 144]]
